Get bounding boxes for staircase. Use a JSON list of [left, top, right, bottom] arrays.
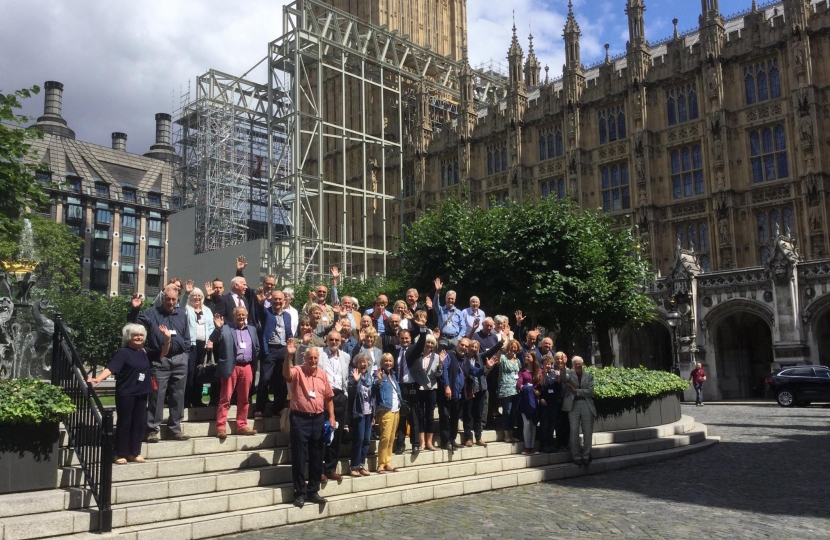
[[0, 405, 717, 540]]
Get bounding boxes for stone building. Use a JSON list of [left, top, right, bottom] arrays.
[[25, 81, 177, 298], [341, 0, 830, 400]]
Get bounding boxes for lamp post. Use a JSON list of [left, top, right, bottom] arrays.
[[666, 307, 681, 376]]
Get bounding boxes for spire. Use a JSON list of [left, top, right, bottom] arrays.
[[564, 0, 580, 36], [751, 0, 757, 11], [507, 15, 524, 85], [605, 42, 610, 64], [625, 0, 647, 51], [544, 65, 550, 85], [673, 17, 679, 39], [525, 31, 541, 87], [563, 0, 582, 70], [508, 19, 522, 58]]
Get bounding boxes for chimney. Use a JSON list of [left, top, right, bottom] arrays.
[[33, 81, 75, 139], [155, 113, 172, 146], [112, 132, 127, 151]]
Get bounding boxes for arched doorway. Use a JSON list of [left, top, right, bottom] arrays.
[[619, 321, 673, 372], [714, 312, 773, 399], [815, 310, 830, 368]]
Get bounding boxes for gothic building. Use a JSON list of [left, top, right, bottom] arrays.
[[383, 0, 830, 400]]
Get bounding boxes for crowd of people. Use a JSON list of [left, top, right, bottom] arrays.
[[90, 260, 596, 508]]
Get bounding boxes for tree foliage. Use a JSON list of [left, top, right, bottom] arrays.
[[398, 197, 654, 362], [287, 272, 408, 315], [0, 86, 49, 240]]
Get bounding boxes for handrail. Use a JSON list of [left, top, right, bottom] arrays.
[[51, 314, 113, 533]]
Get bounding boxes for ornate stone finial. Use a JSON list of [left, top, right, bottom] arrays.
[[673, 18, 679, 39], [564, 0, 581, 35], [545, 64, 550, 84], [604, 43, 610, 63], [751, 0, 758, 11], [528, 31, 535, 55]]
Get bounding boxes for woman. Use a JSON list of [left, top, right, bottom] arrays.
[[516, 351, 542, 454], [498, 339, 522, 443], [415, 333, 441, 451], [347, 353, 375, 477], [374, 352, 401, 473], [186, 287, 214, 407], [352, 326, 382, 371], [393, 300, 412, 331], [88, 323, 165, 464], [295, 315, 324, 347]]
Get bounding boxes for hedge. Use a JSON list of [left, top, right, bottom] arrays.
[[0, 378, 76, 426], [587, 366, 689, 419]]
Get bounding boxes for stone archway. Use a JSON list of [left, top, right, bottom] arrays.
[[712, 311, 773, 399], [806, 292, 830, 368], [618, 320, 673, 372]]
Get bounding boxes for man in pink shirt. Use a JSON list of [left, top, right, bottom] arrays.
[[689, 362, 707, 406]]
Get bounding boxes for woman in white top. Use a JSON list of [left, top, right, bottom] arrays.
[[415, 333, 441, 451], [185, 287, 214, 407]]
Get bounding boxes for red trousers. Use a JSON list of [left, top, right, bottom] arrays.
[[216, 364, 253, 431]]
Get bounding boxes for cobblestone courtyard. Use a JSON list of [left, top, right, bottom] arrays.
[[223, 404, 830, 539]]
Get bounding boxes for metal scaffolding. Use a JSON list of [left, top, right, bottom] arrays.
[[174, 0, 505, 283]]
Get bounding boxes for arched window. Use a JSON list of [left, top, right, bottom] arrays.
[[555, 128, 563, 156], [618, 110, 626, 139], [700, 255, 712, 273], [547, 133, 554, 158], [501, 148, 507, 170], [783, 207, 794, 237], [599, 117, 607, 144], [667, 95, 676, 126], [770, 209, 780, 235], [770, 61, 781, 98], [757, 212, 768, 244], [689, 86, 699, 120], [608, 115, 617, 142], [757, 67, 769, 102], [760, 246, 772, 266], [678, 94, 687, 124], [541, 182, 549, 197], [487, 151, 493, 175], [557, 178, 566, 199], [688, 224, 697, 249], [699, 223, 709, 251], [538, 135, 546, 161], [745, 68, 756, 105], [774, 124, 789, 179], [494, 151, 500, 172]]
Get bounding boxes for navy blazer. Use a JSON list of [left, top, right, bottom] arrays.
[[210, 323, 259, 379]]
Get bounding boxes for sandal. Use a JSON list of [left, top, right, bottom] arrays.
[[350, 470, 361, 478], [377, 469, 387, 474], [385, 466, 398, 473], [359, 467, 371, 476], [127, 455, 145, 463], [114, 457, 127, 465], [424, 445, 436, 451]]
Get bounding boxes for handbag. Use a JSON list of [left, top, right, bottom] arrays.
[[195, 350, 217, 384]]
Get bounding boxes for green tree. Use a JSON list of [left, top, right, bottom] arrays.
[[28, 215, 83, 292], [398, 197, 653, 364], [0, 86, 49, 240]]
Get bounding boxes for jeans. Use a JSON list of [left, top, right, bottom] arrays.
[[569, 399, 594, 461], [694, 384, 704, 405], [349, 414, 373, 469], [462, 390, 487, 442], [521, 411, 537, 450], [438, 393, 462, 446], [500, 395, 518, 432]]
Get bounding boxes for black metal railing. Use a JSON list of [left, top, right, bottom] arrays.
[[51, 314, 113, 533]]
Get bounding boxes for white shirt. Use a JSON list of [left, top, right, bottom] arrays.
[[286, 305, 299, 336], [398, 349, 413, 383], [317, 347, 350, 395], [463, 307, 485, 335]]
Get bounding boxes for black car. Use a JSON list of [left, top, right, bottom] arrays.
[[765, 366, 830, 407]]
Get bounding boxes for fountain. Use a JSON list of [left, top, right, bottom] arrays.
[[0, 219, 55, 380]]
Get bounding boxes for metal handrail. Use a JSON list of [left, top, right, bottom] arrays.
[[51, 314, 113, 533]]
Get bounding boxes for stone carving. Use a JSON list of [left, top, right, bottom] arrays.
[[672, 201, 707, 218], [800, 113, 814, 146], [719, 216, 730, 245], [752, 185, 791, 203], [707, 68, 718, 95], [809, 202, 822, 231]]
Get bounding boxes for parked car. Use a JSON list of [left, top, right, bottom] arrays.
[[765, 366, 830, 407]]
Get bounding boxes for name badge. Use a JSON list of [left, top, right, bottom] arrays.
[[308, 390, 316, 398], [547, 388, 554, 394], [169, 330, 177, 335], [138, 373, 146, 382], [238, 342, 247, 349]]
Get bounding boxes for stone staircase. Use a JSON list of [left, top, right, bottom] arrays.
[[0, 406, 718, 540]]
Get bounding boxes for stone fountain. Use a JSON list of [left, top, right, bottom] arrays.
[[0, 219, 55, 380]]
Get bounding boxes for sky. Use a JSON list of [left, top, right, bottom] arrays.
[[1, 0, 757, 155]]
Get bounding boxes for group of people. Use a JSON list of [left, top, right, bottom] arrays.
[[89, 262, 596, 508]]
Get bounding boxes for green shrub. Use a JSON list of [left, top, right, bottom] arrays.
[[588, 366, 689, 419], [0, 378, 75, 425]]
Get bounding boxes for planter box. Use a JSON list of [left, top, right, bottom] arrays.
[[595, 394, 681, 432], [0, 423, 60, 494]]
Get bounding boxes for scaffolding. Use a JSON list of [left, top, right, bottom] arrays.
[[174, 0, 506, 283]]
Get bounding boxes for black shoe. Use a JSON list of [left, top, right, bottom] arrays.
[[293, 495, 305, 508], [411, 446, 420, 456], [443, 444, 453, 452], [307, 493, 327, 505], [451, 442, 463, 449], [394, 445, 405, 455]]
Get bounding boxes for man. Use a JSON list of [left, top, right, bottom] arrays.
[[539, 336, 554, 357], [204, 278, 228, 320], [283, 287, 300, 336], [233, 256, 264, 331], [404, 288, 426, 314], [470, 317, 499, 351], [461, 340, 497, 447], [211, 307, 259, 438], [309, 304, 340, 340], [128, 286, 191, 442], [393, 325, 427, 454], [223, 276, 249, 319], [364, 294, 392, 333], [432, 278, 466, 351], [561, 356, 596, 465], [316, 328, 350, 482], [440, 338, 470, 450], [254, 290, 292, 419], [514, 311, 541, 362], [153, 277, 185, 308], [380, 313, 402, 356], [283, 340, 334, 508], [690, 362, 707, 406], [553, 352, 571, 452], [329, 266, 357, 328], [338, 318, 358, 357], [537, 354, 562, 453], [462, 296, 485, 335], [304, 280, 334, 325], [261, 275, 276, 309]]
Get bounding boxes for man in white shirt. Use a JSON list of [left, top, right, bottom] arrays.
[[283, 287, 300, 337], [462, 296, 485, 335], [317, 329, 350, 481]]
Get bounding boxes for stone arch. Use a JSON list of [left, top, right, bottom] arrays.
[[805, 292, 830, 367], [618, 319, 673, 372], [705, 299, 774, 399]]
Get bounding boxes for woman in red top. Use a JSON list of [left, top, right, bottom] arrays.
[[516, 351, 542, 454]]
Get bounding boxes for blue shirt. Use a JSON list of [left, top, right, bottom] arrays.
[[364, 308, 393, 333], [441, 351, 466, 401], [235, 326, 254, 363], [433, 293, 466, 337]]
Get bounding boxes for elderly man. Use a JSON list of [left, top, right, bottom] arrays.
[[313, 327, 350, 482], [561, 356, 595, 465], [380, 313, 403, 356], [211, 307, 259, 438], [462, 296, 485, 335], [329, 266, 357, 328], [539, 336, 554, 357], [432, 278, 466, 352], [261, 275, 277, 309], [128, 286, 191, 442], [283, 340, 334, 508], [304, 278, 335, 325], [254, 290, 292, 419], [364, 294, 393, 333], [152, 277, 185, 308], [282, 287, 300, 336], [461, 340, 499, 447], [553, 352, 571, 452], [338, 318, 358, 357], [439, 338, 471, 450]]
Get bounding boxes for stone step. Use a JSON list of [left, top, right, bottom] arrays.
[[0, 430, 719, 540]]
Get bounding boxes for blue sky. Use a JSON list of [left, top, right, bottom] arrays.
[[1, 0, 762, 153]]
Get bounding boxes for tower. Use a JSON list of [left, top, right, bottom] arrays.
[[525, 32, 541, 88]]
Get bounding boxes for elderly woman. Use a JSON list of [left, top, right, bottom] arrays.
[[185, 287, 214, 408], [415, 333, 441, 451], [353, 326, 382, 370], [392, 300, 412, 331], [88, 323, 167, 464], [498, 339, 522, 443], [347, 353, 375, 476]]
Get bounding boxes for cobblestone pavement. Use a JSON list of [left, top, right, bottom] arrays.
[[222, 404, 830, 540]]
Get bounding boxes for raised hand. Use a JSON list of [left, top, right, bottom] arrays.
[[185, 280, 194, 294], [425, 296, 433, 310], [352, 368, 360, 381], [334, 320, 343, 333], [331, 266, 340, 285], [439, 350, 447, 362], [158, 324, 172, 340], [486, 356, 496, 369], [302, 331, 313, 345], [214, 313, 224, 329], [286, 338, 297, 355], [535, 326, 543, 334], [358, 329, 366, 342], [130, 293, 143, 309], [204, 282, 214, 296], [473, 316, 480, 328], [256, 290, 267, 305], [433, 277, 443, 291], [432, 327, 441, 340], [236, 255, 247, 271], [514, 310, 525, 325], [308, 290, 316, 302]]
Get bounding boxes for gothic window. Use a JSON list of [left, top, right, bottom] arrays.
[[666, 84, 699, 126], [744, 59, 781, 105], [501, 147, 507, 170], [749, 125, 788, 183], [676, 220, 711, 268], [540, 178, 566, 199], [700, 255, 712, 272], [453, 160, 459, 184], [557, 178, 566, 199], [441, 164, 447, 187], [757, 206, 795, 264], [547, 132, 554, 157], [599, 105, 626, 144], [760, 246, 772, 266], [487, 151, 493, 175], [757, 212, 768, 244], [699, 223, 709, 251], [541, 182, 549, 197], [538, 133, 546, 161], [670, 144, 704, 199], [494, 148, 501, 173], [539, 125, 563, 161], [601, 163, 630, 212], [555, 127, 563, 156]]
